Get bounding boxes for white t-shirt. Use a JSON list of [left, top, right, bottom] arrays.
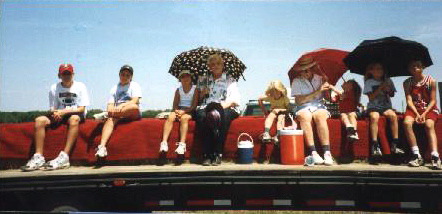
[[108, 81, 142, 105], [49, 81, 90, 116], [178, 85, 196, 108], [197, 73, 241, 113], [291, 74, 324, 107]]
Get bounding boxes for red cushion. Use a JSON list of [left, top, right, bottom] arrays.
[[1, 115, 442, 167]]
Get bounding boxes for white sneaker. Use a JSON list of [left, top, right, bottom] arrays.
[[21, 153, 45, 172], [175, 142, 186, 155], [262, 132, 272, 142], [45, 151, 70, 170], [159, 141, 169, 152], [93, 112, 108, 120], [95, 145, 108, 158], [312, 151, 325, 165], [324, 152, 334, 166], [348, 132, 359, 141], [273, 136, 280, 144], [431, 156, 442, 170]]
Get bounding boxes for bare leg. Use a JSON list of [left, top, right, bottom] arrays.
[[403, 116, 417, 147], [313, 109, 330, 145], [297, 110, 314, 147], [63, 115, 81, 154], [264, 112, 277, 130], [99, 117, 120, 147], [277, 114, 285, 131], [161, 112, 177, 142], [369, 111, 380, 141], [383, 109, 399, 139], [34, 116, 51, 154], [340, 113, 351, 127], [348, 112, 358, 129], [179, 114, 192, 143], [112, 103, 141, 120], [425, 119, 438, 153]]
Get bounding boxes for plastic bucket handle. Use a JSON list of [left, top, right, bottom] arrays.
[[237, 133, 254, 145], [288, 113, 295, 126]]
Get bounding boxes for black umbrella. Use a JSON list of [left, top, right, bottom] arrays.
[[344, 36, 433, 77], [168, 46, 247, 84]]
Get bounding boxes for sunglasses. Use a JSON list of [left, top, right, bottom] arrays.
[[60, 71, 73, 76]]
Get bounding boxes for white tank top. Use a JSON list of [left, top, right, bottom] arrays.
[[178, 85, 196, 108]]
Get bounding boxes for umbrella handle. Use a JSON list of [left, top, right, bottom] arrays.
[[316, 64, 329, 82]]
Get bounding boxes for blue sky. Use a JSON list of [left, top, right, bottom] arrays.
[[1, 1, 441, 112]]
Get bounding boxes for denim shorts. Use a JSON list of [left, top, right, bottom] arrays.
[[293, 103, 330, 118]]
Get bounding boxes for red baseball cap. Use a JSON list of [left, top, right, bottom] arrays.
[[58, 64, 74, 75]]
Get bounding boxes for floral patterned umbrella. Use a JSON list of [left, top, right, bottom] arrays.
[[168, 46, 247, 84]]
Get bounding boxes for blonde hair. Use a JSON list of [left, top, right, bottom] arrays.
[[207, 54, 224, 66], [265, 80, 287, 98]]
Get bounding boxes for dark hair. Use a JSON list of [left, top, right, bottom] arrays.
[[364, 62, 387, 81], [346, 79, 362, 105], [407, 59, 425, 74]]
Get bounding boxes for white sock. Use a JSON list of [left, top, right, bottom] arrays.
[[411, 146, 421, 157], [324, 151, 331, 156], [431, 151, 439, 158]]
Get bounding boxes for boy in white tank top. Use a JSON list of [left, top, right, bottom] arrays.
[[159, 70, 199, 159]]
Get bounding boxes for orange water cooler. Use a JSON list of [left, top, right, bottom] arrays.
[[279, 129, 304, 165]]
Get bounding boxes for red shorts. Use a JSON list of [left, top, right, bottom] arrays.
[[404, 108, 438, 122]]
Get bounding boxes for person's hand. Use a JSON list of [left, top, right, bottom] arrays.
[[109, 105, 123, 117], [221, 102, 231, 109], [415, 114, 425, 124], [272, 109, 283, 114], [52, 110, 63, 122], [379, 82, 390, 91], [107, 106, 115, 117], [111, 106, 122, 117], [116, 105, 124, 112], [336, 89, 344, 96], [320, 82, 331, 92], [175, 109, 185, 118], [418, 112, 427, 124]]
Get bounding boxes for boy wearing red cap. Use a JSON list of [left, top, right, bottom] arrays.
[[21, 64, 90, 171]]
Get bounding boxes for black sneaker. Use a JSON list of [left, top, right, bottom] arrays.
[[202, 154, 211, 166], [371, 143, 382, 157], [390, 143, 405, 155], [212, 154, 222, 166], [431, 156, 441, 170], [346, 126, 356, 136]]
